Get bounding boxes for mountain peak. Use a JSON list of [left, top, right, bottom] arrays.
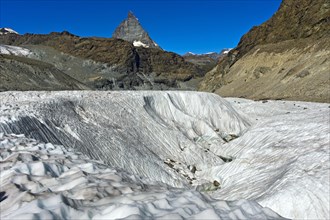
[[112, 12, 160, 49], [127, 11, 137, 20]]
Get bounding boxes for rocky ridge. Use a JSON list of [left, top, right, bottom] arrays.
[[199, 0, 330, 103], [0, 31, 203, 90]]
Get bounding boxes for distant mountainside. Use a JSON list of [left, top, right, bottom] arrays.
[[184, 49, 232, 61], [200, 0, 330, 103], [183, 52, 220, 61], [0, 31, 203, 90], [183, 49, 232, 73], [113, 11, 160, 49]]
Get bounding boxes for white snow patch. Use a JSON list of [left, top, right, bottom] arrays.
[[221, 48, 233, 54], [133, 40, 149, 48], [0, 28, 19, 35]]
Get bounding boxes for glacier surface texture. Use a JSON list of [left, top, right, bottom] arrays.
[[0, 91, 329, 219]]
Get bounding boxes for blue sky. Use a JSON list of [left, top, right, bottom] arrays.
[[0, 0, 281, 55]]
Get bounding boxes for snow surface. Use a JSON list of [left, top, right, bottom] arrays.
[[0, 28, 19, 35], [0, 133, 285, 219], [187, 52, 196, 55], [222, 50, 231, 54], [0, 45, 33, 56], [133, 40, 149, 48], [220, 48, 232, 55], [0, 91, 329, 219]]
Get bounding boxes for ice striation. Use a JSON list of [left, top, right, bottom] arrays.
[[0, 91, 329, 219], [0, 91, 250, 188], [208, 98, 330, 219], [0, 133, 285, 219]]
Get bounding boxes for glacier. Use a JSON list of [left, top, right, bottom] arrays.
[[0, 45, 33, 57], [0, 91, 329, 219]]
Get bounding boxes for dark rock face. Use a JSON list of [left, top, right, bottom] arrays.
[[199, 0, 330, 103], [113, 11, 160, 49]]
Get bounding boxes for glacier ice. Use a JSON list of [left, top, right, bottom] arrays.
[[0, 45, 32, 56], [0, 91, 329, 219], [0, 133, 285, 219], [0, 91, 249, 188]]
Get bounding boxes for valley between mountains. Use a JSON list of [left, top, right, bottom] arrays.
[[0, 0, 329, 219]]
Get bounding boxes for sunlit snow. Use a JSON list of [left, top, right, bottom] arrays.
[[222, 49, 232, 54], [0, 28, 19, 35], [133, 40, 149, 48]]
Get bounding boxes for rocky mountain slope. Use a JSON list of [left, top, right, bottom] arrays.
[[199, 0, 330, 102], [0, 53, 89, 91], [0, 31, 203, 90], [113, 11, 160, 49]]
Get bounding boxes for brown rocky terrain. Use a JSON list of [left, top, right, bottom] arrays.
[[0, 31, 203, 90], [199, 0, 330, 102]]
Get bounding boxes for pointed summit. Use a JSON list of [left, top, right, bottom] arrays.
[[112, 11, 160, 49], [127, 11, 137, 20]]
